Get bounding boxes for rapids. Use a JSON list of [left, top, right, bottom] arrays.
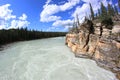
[[0, 37, 117, 80]]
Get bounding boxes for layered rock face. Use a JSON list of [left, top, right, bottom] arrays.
[[66, 24, 120, 79]]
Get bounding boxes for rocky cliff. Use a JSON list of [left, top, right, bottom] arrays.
[[66, 20, 120, 79]]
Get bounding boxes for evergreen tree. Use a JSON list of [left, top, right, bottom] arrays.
[[114, 5, 118, 14], [71, 19, 78, 33], [0, 28, 67, 45], [111, 5, 116, 16], [73, 19, 76, 28], [89, 3, 94, 20], [100, 3, 113, 30], [95, 13, 98, 18], [76, 14, 80, 27], [98, 9, 101, 17], [108, 3, 114, 16], [118, 0, 120, 8], [100, 2, 108, 20]]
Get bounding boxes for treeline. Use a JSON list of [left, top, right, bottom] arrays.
[[69, 0, 119, 33], [0, 28, 67, 45], [90, 2, 119, 20], [90, 1, 119, 29], [90, 0, 120, 29]]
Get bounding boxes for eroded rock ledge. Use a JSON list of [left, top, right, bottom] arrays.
[[66, 24, 120, 79]]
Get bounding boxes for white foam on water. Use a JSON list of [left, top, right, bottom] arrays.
[[0, 37, 117, 80]]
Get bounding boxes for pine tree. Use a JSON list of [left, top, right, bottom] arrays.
[[73, 19, 76, 28], [95, 13, 98, 18], [100, 2, 108, 20], [118, 0, 120, 8], [71, 19, 78, 33], [114, 5, 118, 14], [98, 9, 101, 17], [89, 3, 94, 20], [108, 3, 113, 16], [111, 5, 116, 16], [76, 14, 80, 27], [75, 15, 79, 33], [100, 2, 113, 30]]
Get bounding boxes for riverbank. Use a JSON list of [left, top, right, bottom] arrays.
[[65, 18, 120, 79], [0, 28, 67, 47], [65, 32, 120, 80], [65, 12, 120, 79], [0, 42, 18, 51], [0, 36, 66, 51], [0, 46, 3, 51]]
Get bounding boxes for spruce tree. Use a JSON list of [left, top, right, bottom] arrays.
[[111, 6, 115, 16], [108, 3, 113, 16], [100, 2, 113, 30], [73, 19, 76, 28], [95, 13, 98, 18], [89, 3, 94, 20], [98, 9, 101, 17], [100, 2, 108, 20], [76, 14, 80, 27], [71, 19, 78, 33], [114, 5, 118, 14], [118, 0, 120, 8]]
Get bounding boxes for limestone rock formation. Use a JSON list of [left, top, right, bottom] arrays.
[[66, 20, 120, 79]]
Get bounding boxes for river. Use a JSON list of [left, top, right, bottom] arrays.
[[0, 37, 117, 80]]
